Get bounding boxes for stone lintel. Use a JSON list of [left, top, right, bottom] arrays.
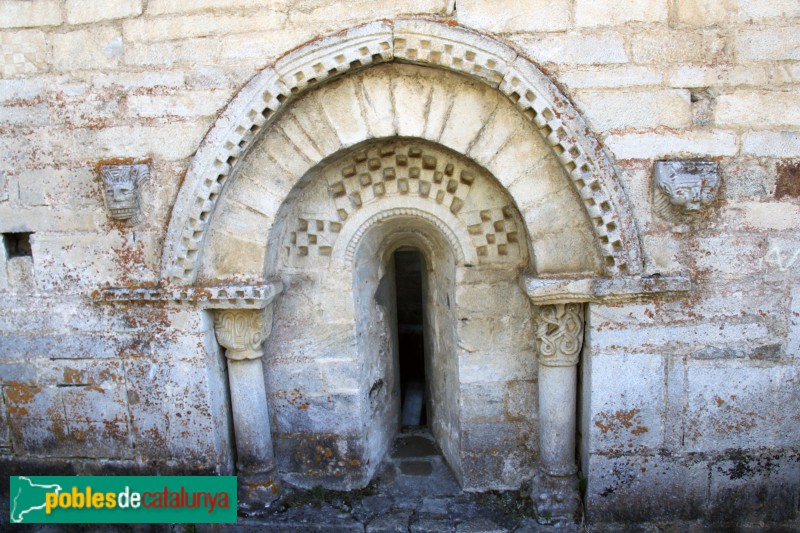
[[90, 282, 283, 310], [520, 275, 691, 306]]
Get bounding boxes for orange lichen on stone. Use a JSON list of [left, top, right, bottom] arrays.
[[595, 408, 649, 437]]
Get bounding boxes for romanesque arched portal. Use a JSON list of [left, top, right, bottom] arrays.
[[144, 18, 688, 521]]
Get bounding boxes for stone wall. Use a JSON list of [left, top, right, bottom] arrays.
[[1, 0, 798, 528]]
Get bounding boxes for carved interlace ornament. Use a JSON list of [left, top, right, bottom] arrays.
[[534, 303, 584, 367], [213, 309, 272, 360], [653, 160, 719, 225], [99, 163, 149, 223]]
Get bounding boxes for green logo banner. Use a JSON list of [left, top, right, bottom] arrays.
[[9, 476, 237, 524]]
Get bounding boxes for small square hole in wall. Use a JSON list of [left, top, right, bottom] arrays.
[[3, 232, 33, 258]]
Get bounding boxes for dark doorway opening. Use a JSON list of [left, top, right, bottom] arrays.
[[393, 249, 427, 427]]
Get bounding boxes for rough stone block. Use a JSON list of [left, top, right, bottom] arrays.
[[683, 363, 800, 452], [721, 200, 800, 231], [691, 236, 767, 280], [455, 281, 528, 316], [790, 288, 800, 359], [124, 37, 221, 66], [716, 91, 800, 128], [147, 0, 276, 15], [459, 348, 535, 385], [66, 0, 142, 25], [457, 0, 570, 33], [559, 65, 662, 89], [321, 77, 371, 147], [0, 0, 61, 29], [122, 11, 285, 42], [736, 27, 800, 61], [460, 382, 506, 421], [0, 334, 137, 362], [668, 65, 769, 88], [531, 229, 598, 275], [589, 353, 665, 452], [630, 29, 725, 63], [287, 2, 447, 35], [483, 128, 555, 189], [32, 231, 160, 291], [742, 131, 800, 157], [675, 0, 727, 26], [575, 0, 668, 27], [605, 130, 738, 159], [125, 357, 231, 464], [574, 89, 691, 131], [733, 0, 800, 21], [274, 393, 361, 435], [0, 102, 48, 126], [0, 205, 105, 234], [127, 89, 231, 118], [319, 359, 360, 394], [17, 167, 98, 208], [642, 235, 681, 274], [85, 69, 184, 89], [7, 257, 35, 292], [585, 453, 708, 522], [91, 122, 211, 161], [0, 30, 48, 76], [52, 27, 123, 71], [722, 159, 776, 198], [516, 32, 628, 65], [590, 322, 770, 355], [437, 87, 496, 154], [0, 393, 9, 450], [709, 449, 800, 523]]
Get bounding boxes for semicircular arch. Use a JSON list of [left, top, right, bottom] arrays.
[[162, 19, 641, 284]]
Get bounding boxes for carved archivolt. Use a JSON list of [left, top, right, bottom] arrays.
[[161, 19, 642, 284], [283, 140, 521, 269]]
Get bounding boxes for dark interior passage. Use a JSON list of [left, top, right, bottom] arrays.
[[393, 249, 427, 427]]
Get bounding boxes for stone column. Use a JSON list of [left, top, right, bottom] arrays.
[[213, 306, 280, 509], [530, 302, 584, 524]]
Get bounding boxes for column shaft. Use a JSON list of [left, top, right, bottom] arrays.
[[227, 358, 275, 471]]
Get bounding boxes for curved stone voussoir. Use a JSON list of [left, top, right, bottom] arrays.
[[162, 19, 643, 284], [275, 20, 394, 95], [394, 18, 517, 88], [500, 57, 642, 276], [162, 67, 290, 283]]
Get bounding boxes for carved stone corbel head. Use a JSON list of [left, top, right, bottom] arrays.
[[99, 163, 150, 223], [653, 160, 719, 226]]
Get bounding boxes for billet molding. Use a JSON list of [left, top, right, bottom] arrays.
[[520, 275, 692, 306], [90, 282, 283, 310]]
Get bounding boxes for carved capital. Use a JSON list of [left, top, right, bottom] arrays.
[[213, 308, 272, 360], [534, 303, 584, 367]]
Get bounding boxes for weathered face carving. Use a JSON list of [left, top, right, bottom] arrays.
[[99, 164, 149, 222], [654, 160, 719, 221]]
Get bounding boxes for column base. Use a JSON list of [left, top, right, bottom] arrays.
[[238, 469, 281, 512], [530, 470, 581, 525]]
